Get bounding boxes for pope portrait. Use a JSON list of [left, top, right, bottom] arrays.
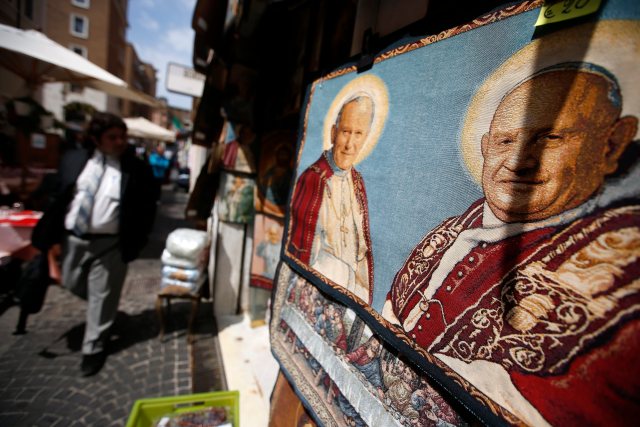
[[382, 62, 640, 426], [287, 94, 376, 304]]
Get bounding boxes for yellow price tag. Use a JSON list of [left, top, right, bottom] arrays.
[[535, 0, 602, 26]]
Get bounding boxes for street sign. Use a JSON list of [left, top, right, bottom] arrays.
[[166, 62, 205, 97]]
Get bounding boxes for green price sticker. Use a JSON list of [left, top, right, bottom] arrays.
[[535, 0, 602, 26]]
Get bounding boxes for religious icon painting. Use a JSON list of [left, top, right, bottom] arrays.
[[220, 121, 258, 174], [250, 213, 284, 290], [286, 73, 389, 306], [270, 263, 471, 427], [255, 130, 296, 218], [276, 0, 640, 425], [217, 172, 256, 224]]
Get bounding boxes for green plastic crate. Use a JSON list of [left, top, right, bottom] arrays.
[[126, 391, 239, 427]]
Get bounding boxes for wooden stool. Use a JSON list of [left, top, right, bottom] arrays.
[[156, 284, 203, 343]]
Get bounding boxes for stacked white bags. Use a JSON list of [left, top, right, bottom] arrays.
[[161, 228, 210, 294]]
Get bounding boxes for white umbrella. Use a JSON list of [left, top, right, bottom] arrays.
[[0, 23, 158, 106], [124, 117, 176, 142]]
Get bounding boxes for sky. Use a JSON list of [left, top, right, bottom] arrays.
[[127, 0, 197, 110]]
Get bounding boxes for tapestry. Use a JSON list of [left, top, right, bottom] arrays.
[[277, 0, 640, 425], [217, 171, 255, 224], [271, 263, 470, 427], [220, 121, 257, 174], [250, 213, 284, 290], [255, 130, 296, 218]]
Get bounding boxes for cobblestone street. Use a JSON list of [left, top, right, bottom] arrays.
[[0, 186, 225, 427]]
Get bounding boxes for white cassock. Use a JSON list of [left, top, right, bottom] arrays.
[[310, 166, 370, 302]]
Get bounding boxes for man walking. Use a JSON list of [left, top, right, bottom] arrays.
[[33, 112, 157, 376]]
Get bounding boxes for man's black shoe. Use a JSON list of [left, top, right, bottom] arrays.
[[81, 352, 106, 377]]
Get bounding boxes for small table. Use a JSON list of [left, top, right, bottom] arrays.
[[155, 284, 204, 343], [0, 210, 42, 260]]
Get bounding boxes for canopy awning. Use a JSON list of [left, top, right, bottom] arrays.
[[0, 24, 159, 106], [124, 117, 176, 142]]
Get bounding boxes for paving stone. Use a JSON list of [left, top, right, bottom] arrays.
[[15, 387, 44, 403], [99, 401, 117, 417], [10, 412, 38, 427], [51, 389, 69, 401], [10, 400, 30, 410], [54, 402, 77, 418], [35, 413, 62, 427], [0, 411, 27, 423], [80, 410, 104, 426], [68, 391, 93, 407]]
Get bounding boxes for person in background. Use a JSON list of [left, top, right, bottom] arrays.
[[62, 122, 88, 152], [148, 143, 170, 201], [32, 112, 156, 376]]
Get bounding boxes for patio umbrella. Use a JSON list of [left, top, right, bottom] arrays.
[[0, 23, 158, 106], [124, 117, 176, 142]]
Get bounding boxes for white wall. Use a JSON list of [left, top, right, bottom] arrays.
[[41, 82, 108, 120]]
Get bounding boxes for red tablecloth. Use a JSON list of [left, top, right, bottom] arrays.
[[0, 210, 42, 227], [0, 210, 42, 258]]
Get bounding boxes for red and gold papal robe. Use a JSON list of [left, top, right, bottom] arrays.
[[385, 198, 640, 426], [286, 152, 374, 303]]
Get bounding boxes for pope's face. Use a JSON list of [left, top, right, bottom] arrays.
[[267, 228, 279, 243], [332, 99, 373, 170], [97, 127, 127, 157], [481, 72, 627, 222], [234, 177, 244, 188]]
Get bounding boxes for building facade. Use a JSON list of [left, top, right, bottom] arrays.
[[34, 0, 159, 121], [122, 42, 157, 118], [0, 0, 46, 30], [38, 0, 129, 120]]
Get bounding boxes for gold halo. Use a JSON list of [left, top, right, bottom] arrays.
[[322, 74, 389, 164], [461, 20, 640, 184]]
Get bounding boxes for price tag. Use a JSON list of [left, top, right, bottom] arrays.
[[535, 0, 602, 26]]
